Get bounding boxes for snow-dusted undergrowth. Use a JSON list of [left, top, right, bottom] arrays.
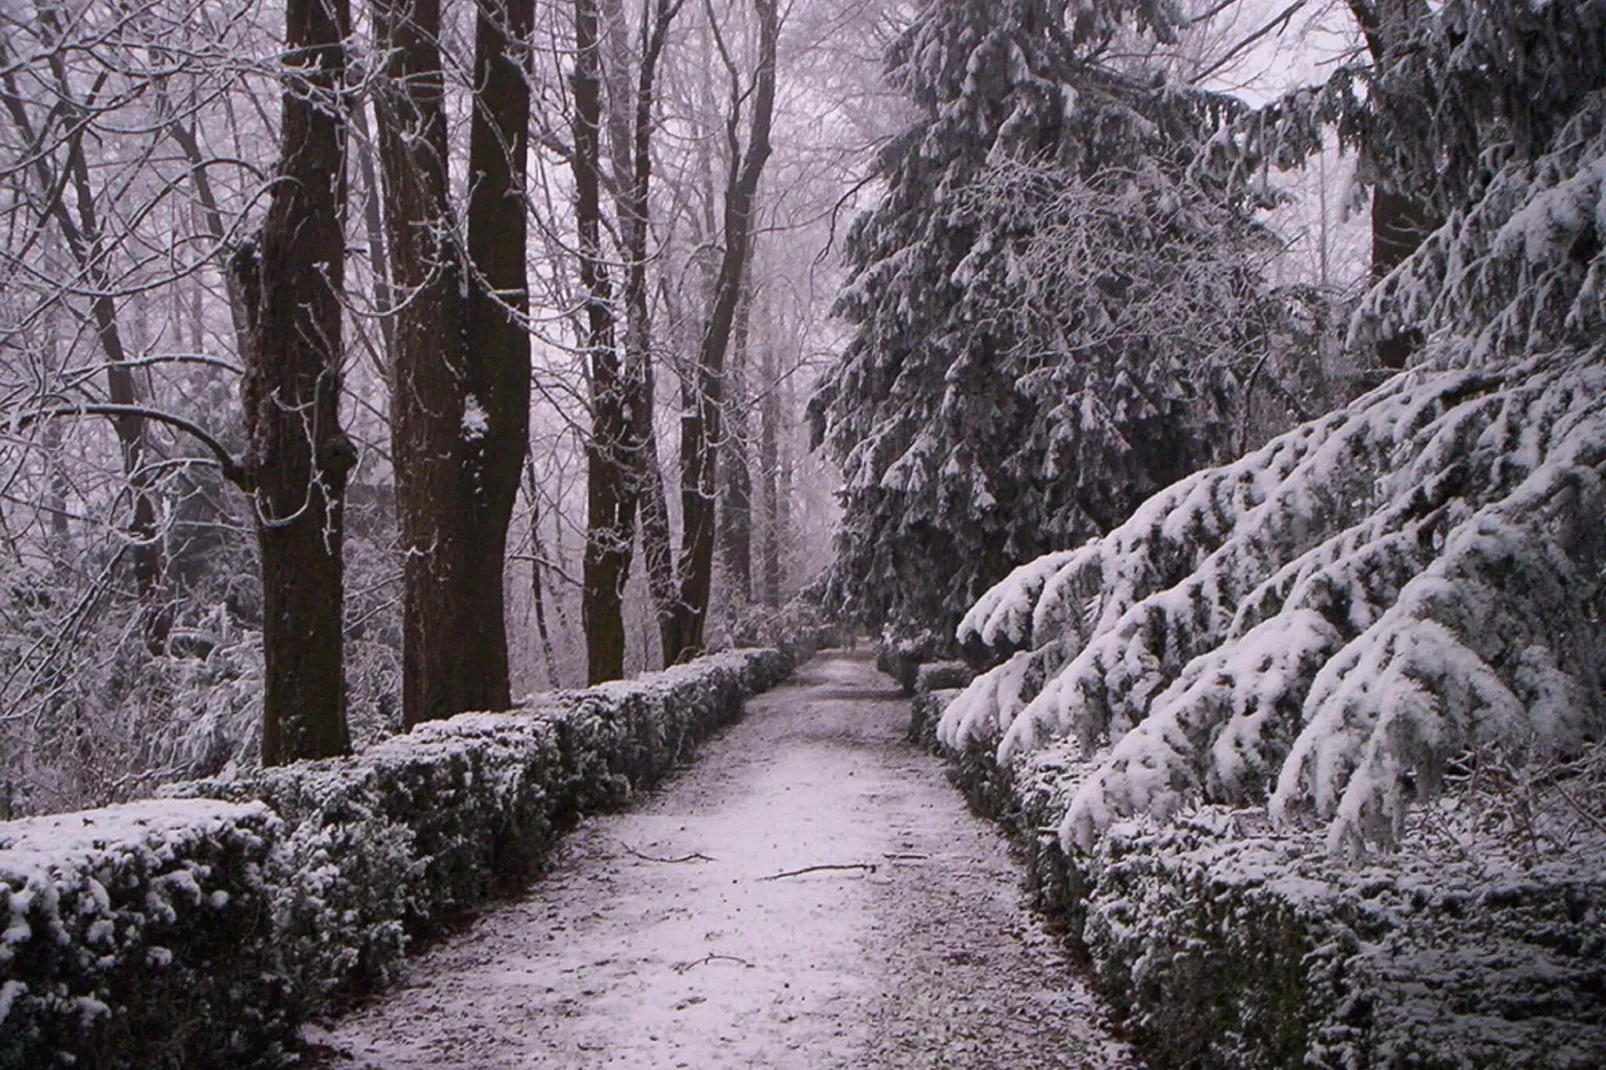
[[941, 349, 1606, 857], [0, 647, 796, 1069]]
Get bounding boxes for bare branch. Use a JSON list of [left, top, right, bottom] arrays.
[[11, 403, 248, 488]]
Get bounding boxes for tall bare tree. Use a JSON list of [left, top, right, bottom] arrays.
[[657, 0, 777, 662], [718, 280, 755, 604], [234, 0, 357, 764], [577, 0, 683, 683], [0, 14, 168, 653], [370, 0, 534, 725]]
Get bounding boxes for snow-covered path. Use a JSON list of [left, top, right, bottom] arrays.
[[307, 652, 1140, 1069]]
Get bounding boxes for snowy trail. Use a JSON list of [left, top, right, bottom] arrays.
[[307, 652, 1140, 1069]]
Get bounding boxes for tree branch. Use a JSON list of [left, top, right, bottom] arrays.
[[11, 404, 249, 488], [1190, 0, 1307, 86]]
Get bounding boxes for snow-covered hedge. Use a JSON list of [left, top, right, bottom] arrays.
[[923, 719, 1606, 1068], [1083, 809, 1606, 1069], [0, 647, 794, 1069], [875, 631, 943, 695], [0, 800, 289, 1068], [907, 663, 972, 747]]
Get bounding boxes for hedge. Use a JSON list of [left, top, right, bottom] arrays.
[[1, 646, 795, 1069], [911, 682, 1606, 1069]]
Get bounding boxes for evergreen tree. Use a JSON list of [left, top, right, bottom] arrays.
[[809, 0, 1306, 641], [943, 0, 1606, 855]]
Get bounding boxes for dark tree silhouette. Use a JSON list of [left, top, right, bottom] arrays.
[[235, 0, 357, 763], [370, 0, 534, 725]]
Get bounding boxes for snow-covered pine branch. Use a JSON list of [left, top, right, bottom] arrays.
[[932, 0, 1606, 860], [942, 349, 1606, 857], [1352, 92, 1606, 366]]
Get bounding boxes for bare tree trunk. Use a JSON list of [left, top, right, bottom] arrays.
[[1349, 0, 1440, 368], [719, 281, 754, 603], [664, 0, 777, 662], [43, 328, 71, 550], [372, 0, 534, 725], [1369, 187, 1436, 367], [759, 339, 782, 608], [525, 460, 561, 688], [351, 99, 398, 379], [776, 372, 792, 600], [574, 0, 631, 684], [460, 0, 536, 710], [579, 0, 682, 682], [235, 0, 354, 764], [635, 17, 708, 666]]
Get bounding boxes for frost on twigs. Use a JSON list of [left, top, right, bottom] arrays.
[[942, 351, 1606, 856]]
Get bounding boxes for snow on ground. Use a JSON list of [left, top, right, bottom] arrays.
[[305, 652, 1139, 1069]]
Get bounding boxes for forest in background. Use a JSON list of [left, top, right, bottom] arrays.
[[0, 0, 890, 816]]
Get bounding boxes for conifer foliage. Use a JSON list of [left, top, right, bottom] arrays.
[[942, 0, 1606, 855], [809, 0, 1305, 639]]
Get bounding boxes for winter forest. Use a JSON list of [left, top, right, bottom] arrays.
[[2, 0, 1605, 1064]]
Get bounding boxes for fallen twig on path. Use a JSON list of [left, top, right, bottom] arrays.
[[673, 953, 753, 974], [883, 852, 929, 861], [756, 862, 878, 881], [616, 839, 714, 864]]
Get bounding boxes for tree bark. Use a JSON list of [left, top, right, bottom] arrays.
[[718, 281, 754, 603], [574, 0, 631, 684], [525, 459, 561, 688], [372, 0, 534, 725], [1369, 186, 1436, 367], [1349, 0, 1440, 368], [759, 339, 782, 607], [350, 99, 399, 381], [579, 0, 682, 682], [236, 0, 354, 765], [461, 0, 536, 710]]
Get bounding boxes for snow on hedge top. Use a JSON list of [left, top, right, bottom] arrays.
[[941, 350, 1606, 856], [1, 798, 275, 987], [0, 798, 275, 885]]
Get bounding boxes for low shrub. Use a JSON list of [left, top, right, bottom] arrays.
[[0, 647, 796, 1069], [0, 800, 288, 1069], [923, 705, 1606, 1069]]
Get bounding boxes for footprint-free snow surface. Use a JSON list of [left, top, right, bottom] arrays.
[[308, 652, 1140, 1068]]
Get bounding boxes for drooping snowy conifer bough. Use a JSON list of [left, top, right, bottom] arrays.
[[942, 0, 1606, 855], [944, 350, 1606, 855]]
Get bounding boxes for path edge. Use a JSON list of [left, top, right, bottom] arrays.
[[0, 642, 812, 1070]]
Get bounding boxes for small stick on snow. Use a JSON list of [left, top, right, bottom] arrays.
[[756, 862, 878, 881], [883, 852, 928, 860], [1550, 776, 1606, 837], [616, 839, 714, 864], [673, 953, 753, 974]]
